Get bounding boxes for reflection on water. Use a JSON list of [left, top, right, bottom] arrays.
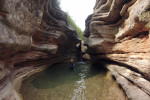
[[71, 62, 88, 100], [20, 62, 127, 100]]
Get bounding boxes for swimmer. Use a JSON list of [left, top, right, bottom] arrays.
[[70, 59, 74, 71]]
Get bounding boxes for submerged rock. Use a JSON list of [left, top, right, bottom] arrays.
[[85, 0, 150, 99], [0, 0, 79, 100]]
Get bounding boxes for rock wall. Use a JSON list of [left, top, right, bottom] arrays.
[[85, 0, 150, 99], [0, 0, 79, 100]]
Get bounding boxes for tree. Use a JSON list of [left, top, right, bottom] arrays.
[[67, 13, 85, 40]]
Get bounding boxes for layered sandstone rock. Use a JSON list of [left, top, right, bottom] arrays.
[[0, 0, 79, 100], [85, 0, 150, 99]]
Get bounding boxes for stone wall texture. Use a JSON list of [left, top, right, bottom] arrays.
[[0, 0, 78, 100], [85, 0, 150, 99]]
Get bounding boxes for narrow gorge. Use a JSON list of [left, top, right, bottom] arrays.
[[0, 0, 150, 100], [0, 0, 79, 99], [85, 0, 150, 99]]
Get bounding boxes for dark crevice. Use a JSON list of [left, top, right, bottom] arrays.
[[134, 31, 149, 39], [13, 56, 63, 69], [94, 59, 150, 81]]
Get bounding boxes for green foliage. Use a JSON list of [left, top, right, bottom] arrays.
[[67, 13, 85, 40]]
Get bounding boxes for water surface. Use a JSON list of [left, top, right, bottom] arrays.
[[20, 62, 127, 100]]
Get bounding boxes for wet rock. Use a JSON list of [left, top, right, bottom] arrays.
[[106, 64, 150, 100], [82, 53, 91, 60], [85, 0, 150, 99], [0, 0, 79, 100], [81, 41, 87, 53]]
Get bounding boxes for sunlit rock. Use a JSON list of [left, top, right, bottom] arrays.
[[0, 0, 79, 100], [85, 0, 150, 99]]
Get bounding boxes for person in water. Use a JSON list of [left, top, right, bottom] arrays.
[[70, 59, 74, 71]]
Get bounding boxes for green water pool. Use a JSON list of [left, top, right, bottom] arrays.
[[20, 62, 127, 100]]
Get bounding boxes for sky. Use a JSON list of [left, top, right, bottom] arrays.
[[60, 0, 96, 31]]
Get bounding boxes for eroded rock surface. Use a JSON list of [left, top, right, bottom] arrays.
[[85, 0, 150, 99], [0, 0, 79, 100]]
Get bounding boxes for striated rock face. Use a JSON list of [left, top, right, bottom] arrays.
[[85, 0, 150, 99], [0, 0, 79, 100]]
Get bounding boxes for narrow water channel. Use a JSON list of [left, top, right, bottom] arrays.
[[20, 62, 127, 100]]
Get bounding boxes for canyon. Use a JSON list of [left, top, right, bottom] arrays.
[[0, 0, 150, 100], [85, 0, 150, 100], [0, 0, 79, 100]]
